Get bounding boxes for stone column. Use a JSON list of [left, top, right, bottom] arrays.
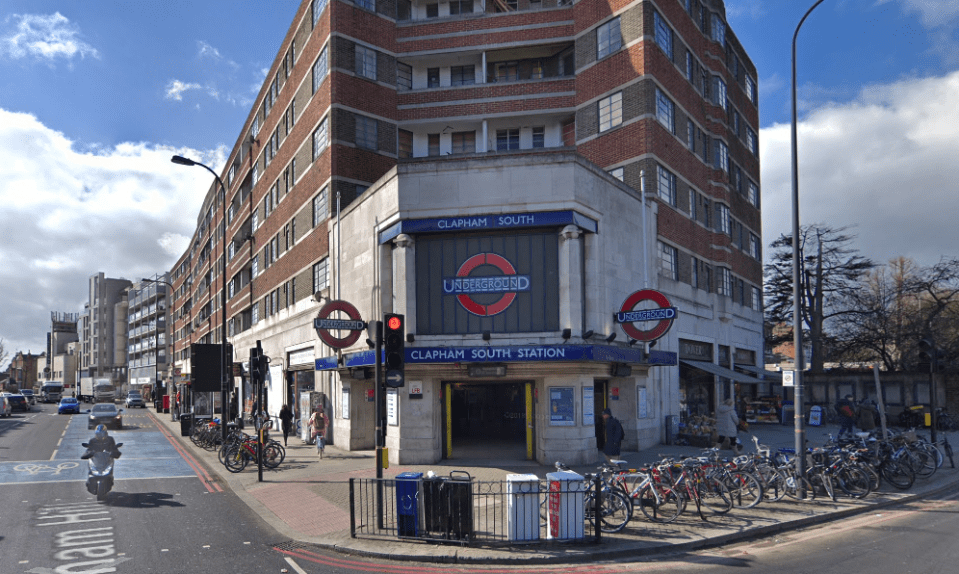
[[559, 224, 583, 333]]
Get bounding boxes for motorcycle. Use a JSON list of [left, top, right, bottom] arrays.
[[81, 441, 123, 501]]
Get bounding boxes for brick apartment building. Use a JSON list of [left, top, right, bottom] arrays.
[[169, 0, 765, 464]]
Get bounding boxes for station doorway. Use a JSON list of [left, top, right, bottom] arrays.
[[442, 381, 533, 461]]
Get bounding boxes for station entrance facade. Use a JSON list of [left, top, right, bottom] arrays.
[[442, 381, 533, 461]]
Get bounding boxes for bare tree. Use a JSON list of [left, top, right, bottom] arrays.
[[0, 337, 8, 371], [764, 224, 874, 372]]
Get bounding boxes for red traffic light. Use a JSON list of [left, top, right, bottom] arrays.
[[387, 316, 402, 331]]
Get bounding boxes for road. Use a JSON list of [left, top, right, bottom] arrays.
[[2, 402, 958, 574]]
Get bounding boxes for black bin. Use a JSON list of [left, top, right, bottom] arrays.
[[179, 414, 192, 437], [422, 471, 473, 540]]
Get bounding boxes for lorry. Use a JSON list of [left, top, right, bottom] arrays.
[[41, 381, 64, 403], [93, 379, 116, 403], [79, 378, 94, 403]]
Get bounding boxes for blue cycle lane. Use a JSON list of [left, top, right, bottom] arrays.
[[0, 412, 196, 486]]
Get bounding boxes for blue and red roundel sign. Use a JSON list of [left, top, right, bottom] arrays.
[[614, 289, 677, 343], [443, 253, 530, 316]]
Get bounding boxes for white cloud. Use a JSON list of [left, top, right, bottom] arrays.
[[760, 70, 959, 267], [197, 40, 222, 60], [0, 12, 99, 62], [0, 108, 224, 356], [165, 79, 203, 101]]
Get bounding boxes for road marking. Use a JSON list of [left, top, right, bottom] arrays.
[[50, 450, 57, 461], [284, 557, 309, 574]]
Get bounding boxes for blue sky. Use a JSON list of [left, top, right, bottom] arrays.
[[1, 0, 958, 362]]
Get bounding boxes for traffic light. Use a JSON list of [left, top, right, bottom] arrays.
[[918, 338, 945, 373], [384, 313, 405, 388], [250, 349, 262, 387]]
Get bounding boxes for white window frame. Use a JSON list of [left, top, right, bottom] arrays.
[[718, 267, 733, 297], [313, 45, 329, 93], [313, 186, 329, 227], [313, 258, 330, 293], [751, 286, 762, 311], [312, 116, 329, 160], [659, 242, 678, 280], [356, 45, 376, 80], [714, 139, 729, 172], [746, 126, 758, 156], [654, 12, 673, 59], [656, 88, 675, 133], [658, 165, 677, 206], [747, 180, 759, 207], [597, 17, 621, 59], [356, 115, 377, 150], [712, 14, 726, 45], [599, 91, 622, 132], [717, 203, 731, 234]]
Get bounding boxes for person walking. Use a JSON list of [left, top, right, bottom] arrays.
[[278, 404, 294, 446], [836, 394, 856, 437], [601, 408, 624, 463], [715, 398, 742, 453], [309, 406, 329, 458], [857, 398, 877, 433]]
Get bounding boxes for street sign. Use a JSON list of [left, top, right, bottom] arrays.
[[313, 318, 366, 331], [783, 371, 795, 387], [614, 289, 678, 343], [314, 300, 365, 349], [386, 371, 404, 386]]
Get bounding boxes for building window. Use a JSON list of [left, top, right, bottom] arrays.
[[745, 75, 757, 104], [749, 233, 761, 260], [659, 242, 678, 280], [427, 68, 440, 88], [712, 76, 727, 110], [428, 133, 440, 156], [598, 92, 622, 132], [714, 139, 728, 172], [496, 128, 520, 151], [687, 120, 695, 151], [450, 65, 475, 86], [449, 0, 473, 15], [689, 189, 697, 220], [398, 129, 413, 158], [685, 51, 693, 80], [731, 110, 740, 137], [313, 45, 328, 94], [356, 0, 374, 11], [751, 286, 762, 311], [426, 3, 438, 18], [712, 14, 726, 45], [451, 131, 475, 154], [747, 180, 759, 207], [718, 267, 733, 297], [228, 164, 236, 186], [531, 59, 543, 79], [312, 0, 328, 27], [532, 126, 545, 148], [495, 62, 518, 82], [658, 165, 676, 206], [252, 115, 260, 137], [252, 302, 259, 325], [717, 203, 731, 234], [313, 186, 329, 227], [746, 126, 758, 156], [691, 256, 699, 289], [597, 17, 621, 59], [654, 12, 673, 59], [286, 100, 296, 135], [252, 255, 259, 277], [356, 45, 377, 80], [609, 167, 624, 181], [397, 62, 412, 91], [313, 258, 329, 293], [252, 162, 259, 185], [656, 88, 675, 133], [356, 115, 377, 150], [398, 0, 411, 20], [312, 116, 329, 160]]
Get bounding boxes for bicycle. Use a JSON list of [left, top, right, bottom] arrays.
[[545, 462, 632, 533]]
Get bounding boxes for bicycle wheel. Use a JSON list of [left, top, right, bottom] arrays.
[[881, 460, 915, 489], [783, 473, 816, 501], [263, 443, 285, 468], [223, 445, 248, 473], [807, 472, 835, 501], [593, 490, 631, 533], [905, 447, 937, 479], [835, 466, 871, 499], [756, 466, 789, 502], [725, 471, 763, 509], [637, 483, 684, 523], [697, 476, 733, 514]]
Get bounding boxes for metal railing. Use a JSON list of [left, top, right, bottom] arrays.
[[349, 474, 602, 546]]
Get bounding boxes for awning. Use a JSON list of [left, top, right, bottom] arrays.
[[735, 364, 784, 382], [681, 360, 764, 384]]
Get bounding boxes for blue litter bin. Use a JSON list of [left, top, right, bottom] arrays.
[[395, 472, 423, 537]]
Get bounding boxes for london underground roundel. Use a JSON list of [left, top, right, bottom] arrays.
[[615, 289, 677, 343], [443, 253, 531, 317]]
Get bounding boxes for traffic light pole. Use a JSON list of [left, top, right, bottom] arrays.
[[369, 320, 384, 529]]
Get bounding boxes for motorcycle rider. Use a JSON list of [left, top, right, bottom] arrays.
[[81, 424, 122, 460]]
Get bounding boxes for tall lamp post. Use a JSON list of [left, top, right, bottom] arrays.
[[143, 276, 176, 420], [791, 0, 827, 490], [171, 155, 230, 442]]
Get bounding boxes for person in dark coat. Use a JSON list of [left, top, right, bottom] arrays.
[[601, 408, 624, 463], [278, 404, 294, 446], [836, 394, 856, 437]]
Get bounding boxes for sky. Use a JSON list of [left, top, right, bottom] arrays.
[[1, 0, 958, 366]]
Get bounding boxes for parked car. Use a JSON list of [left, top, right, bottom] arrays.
[[124, 391, 145, 409], [88, 403, 123, 430], [58, 397, 81, 415], [20, 389, 36, 405], [0, 396, 10, 417], [7, 394, 29, 412]]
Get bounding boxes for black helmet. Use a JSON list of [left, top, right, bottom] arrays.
[[94, 424, 108, 440]]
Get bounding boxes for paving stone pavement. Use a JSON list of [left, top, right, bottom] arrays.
[[145, 408, 959, 564]]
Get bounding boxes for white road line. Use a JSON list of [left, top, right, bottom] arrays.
[[284, 557, 309, 574], [57, 437, 62, 447], [50, 449, 57, 461]]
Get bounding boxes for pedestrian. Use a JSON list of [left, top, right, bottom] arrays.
[[309, 406, 329, 458], [600, 408, 624, 464], [857, 398, 876, 433], [279, 404, 294, 446], [715, 398, 742, 453], [836, 394, 856, 437]]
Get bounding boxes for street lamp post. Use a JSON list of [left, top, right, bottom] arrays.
[[172, 154, 230, 442], [791, 0, 827, 491], [143, 276, 176, 421]]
